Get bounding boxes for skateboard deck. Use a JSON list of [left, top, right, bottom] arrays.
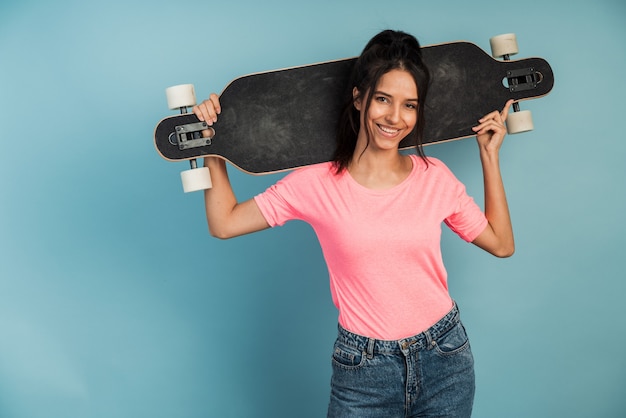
[[154, 40, 554, 175]]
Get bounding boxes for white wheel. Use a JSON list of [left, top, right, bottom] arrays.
[[166, 84, 197, 110], [506, 110, 534, 134], [489, 33, 519, 58], [181, 166, 212, 193]]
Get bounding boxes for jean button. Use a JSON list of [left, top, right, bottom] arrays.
[[401, 341, 409, 350]]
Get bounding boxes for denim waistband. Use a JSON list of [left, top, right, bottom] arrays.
[[336, 302, 460, 354]]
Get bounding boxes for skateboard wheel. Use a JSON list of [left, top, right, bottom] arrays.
[[506, 109, 534, 134], [490, 33, 519, 58], [166, 84, 197, 110], [181, 166, 212, 193]]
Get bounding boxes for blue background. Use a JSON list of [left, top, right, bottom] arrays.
[[1, 0, 625, 417]]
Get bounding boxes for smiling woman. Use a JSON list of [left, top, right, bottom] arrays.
[[193, 29, 514, 417]]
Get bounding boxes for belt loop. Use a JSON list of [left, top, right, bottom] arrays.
[[424, 330, 436, 350], [366, 338, 375, 359]]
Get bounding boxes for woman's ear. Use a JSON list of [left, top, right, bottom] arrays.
[[353, 87, 361, 111]]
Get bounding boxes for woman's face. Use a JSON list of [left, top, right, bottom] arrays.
[[354, 69, 419, 152]]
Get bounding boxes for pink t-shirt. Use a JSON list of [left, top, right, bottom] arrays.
[[254, 155, 487, 340]]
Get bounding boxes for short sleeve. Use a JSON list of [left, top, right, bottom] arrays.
[[254, 178, 301, 227], [253, 163, 331, 227], [443, 178, 488, 243]]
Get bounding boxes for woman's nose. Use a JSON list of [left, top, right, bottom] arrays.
[[385, 105, 401, 123]]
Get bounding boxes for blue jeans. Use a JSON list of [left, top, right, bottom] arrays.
[[327, 303, 475, 417]]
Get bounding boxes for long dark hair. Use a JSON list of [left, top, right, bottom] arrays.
[[333, 30, 430, 172]]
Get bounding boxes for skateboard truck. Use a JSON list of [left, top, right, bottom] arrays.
[[506, 67, 541, 93], [165, 84, 213, 193], [490, 33, 535, 134], [172, 122, 213, 150]]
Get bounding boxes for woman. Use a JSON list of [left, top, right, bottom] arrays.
[[194, 30, 514, 417]]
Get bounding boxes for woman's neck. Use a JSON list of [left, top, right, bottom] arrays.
[[347, 151, 413, 190]]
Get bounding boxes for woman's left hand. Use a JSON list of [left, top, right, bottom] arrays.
[[472, 99, 514, 154], [469, 99, 516, 258]]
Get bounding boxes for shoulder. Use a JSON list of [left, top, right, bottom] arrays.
[[263, 162, 339, 199], [411, 155, 456, 178], [409, 155, 468, 196], [279, 162, 338, 185], [255, 162, 340, 222]]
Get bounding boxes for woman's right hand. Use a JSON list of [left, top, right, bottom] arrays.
[[193, 93, 221, 129], [192, 93, 270, 239]]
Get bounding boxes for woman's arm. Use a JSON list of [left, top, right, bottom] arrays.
[[470, 100, 515, 257], [194, 95, 270, 239]]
